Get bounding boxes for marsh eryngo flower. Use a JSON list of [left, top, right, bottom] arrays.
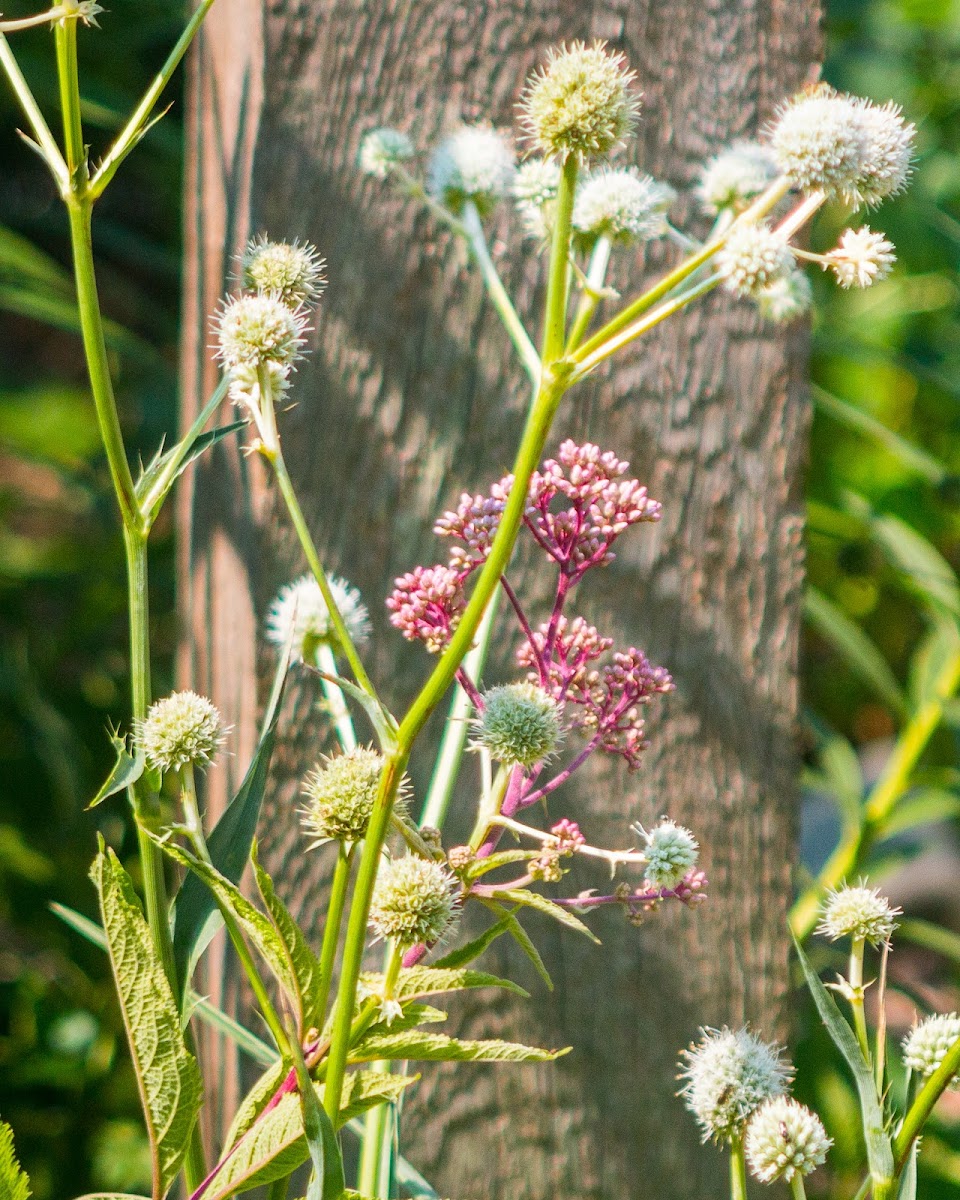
[[817, 882, 900, 946], [717, 223, 792, 298], [746, 1097, 832, 1183], [823, 226, 895, 289], [679, 1027, 792, 1144], [241, 236, 325, 305], [369, 854, 459, 947], [427, 125, 516, 214], [696, 141, 780, 214], [520, 40, 640, 162], [215, 293, 309, 371], [359, 127, 415, 179], [849, 98, 914, 206], [513, 157, 562, 238], [474, 682, 563, 767], [139, 691, 226, 774], [635, 818, 699, 889], [266, 574, 371, 660], [902, 1013, 960, 1088], [572, 167, 674, 245], [301, 747, 400, 846], [770, 87, 865, 198], [755, 268, 812, 323]]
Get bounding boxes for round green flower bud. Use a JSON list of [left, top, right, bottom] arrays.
[[636, 818, 699, 888], [301, 747, 402, 846], [474, 683, 563, 767], [679, 1027, 792, 1144], [241, 236, 325, 304], [369, 854, 459, 948], [902, 1013, 960, 1088], [139, 691, 226, 774], [817, 883, 900, 946], [746, 1097, 832, 1183], [520, 40, 641, 162]]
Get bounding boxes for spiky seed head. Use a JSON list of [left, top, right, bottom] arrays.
[[265, 574, 371, 661], [679, 1027, 793, 1144], [823, 226, 896, 289], [140, 691, 226, 774], [426, 125, 516, 214], [215, 293, 308, 370], [520, 40, 641, 162], [474, 682, 563, 767], [902, 1013, 960, 1088], [572, 167, 674, 244], [634, 818, 699, 889], [369, 854, 460, 947], [755, 268, 812, 323], [241, 236, 325, 304], [848, 98, 915, 206], [697, 140, 780, 214], [301, 747, 401, 845], [746, 1097, 832, 1183], [717, 223, 793, 298], [359, 127, 415, 179], [817, 882, 900, 946]]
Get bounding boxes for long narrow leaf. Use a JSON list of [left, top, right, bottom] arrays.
[[805, 588, 907, 718]]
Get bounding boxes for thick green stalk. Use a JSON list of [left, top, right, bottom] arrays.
[[316, 842, 354, 1022], [729, 1140, 748, 1200], [895, 1032, 960, 1170], [790, 1176, 807, 1200], [357, 1064, 393, 1197]]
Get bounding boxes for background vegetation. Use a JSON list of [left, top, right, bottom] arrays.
[[0, 0, 958, 1194]]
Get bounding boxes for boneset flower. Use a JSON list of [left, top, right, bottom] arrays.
[[902, 1013, 960, 1087], [817, 882, 900, 946], [474, 682, 563, 767], [823, 226, 896, 289], [359, 127, 415, 179], [755, 269, 812, 322], [241, 236, 326, 304], [301, 746, 397, 846], [427, 125, 516, 213], [679, 1027, 792, 1144], [635, 818, 699, 889], [369, 854, 459, 947], [520, 40, 641, 161], [717, 223, 792, 298], [746, 1097, 832, 1183], [266, 574, 371, 660], [572, 167, 674, 244], [215, 293, 308, 370], [697, 141, 780, 214], [140, 691, 226, 774]]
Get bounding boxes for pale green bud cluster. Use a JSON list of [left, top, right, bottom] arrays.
[[359, 127, 415, 179], [427, 125, 516, 214], [265, 573, 371, 661], [139, 690, 226, 774], [745, 1097, 832, 1183], [902, 1013, 960, 1088], [301, 747, 398, 846], [474, 682, 563, 767], [697, 141, 779, 214], [635, 818, 699, 888], [717, 223, 792, 298], [572, 167, 674, 245], [817, 882, 900, 946], [241, 235, 325, 304], [369, 854, 459, 947], [679, 1027, 792, 1144]]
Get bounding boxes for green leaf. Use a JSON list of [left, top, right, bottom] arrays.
[[88, 727, 145, 810], [480, 900, 553, 990], [172, 714, 280, 1000], [136, 416, 246, 520], [812, 386, 946, 485], [805, 588, 907, 718], [808, 730, 865, 830], [252, 844, 324, 1028], [792, 933, 894, 1191], [302, 663, 398, 752], [869, 510, 960, 618], [0, 1119, 30, 1200], [431, 911, 517, 968], [898, 917, 960, 967], [74, 1196, 152, 1199], [92, 845, 203, 1200], [880, 788, 960, 838], [362, 965, 528, 1002], [337, 1070, 418, 1125], [897, 1142, 918, 1200], [462, 849, 537, 880], [488, 888, 600, 943], [358, 1004, 448, 1040], [289, 1021, 345, 1200], [223, 1060, 287, 1151], [348, 1030, 568, 1064], [909, 619, 960, 710]]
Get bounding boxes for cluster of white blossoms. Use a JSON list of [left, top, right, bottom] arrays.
[[427, 124, 516, 214], [265, 573, 371, 661], [817, 881, 901, 946], [572, 167, 674, 246]]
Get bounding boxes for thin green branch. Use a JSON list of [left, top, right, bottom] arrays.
[[316, 842, 354, 1022], [0, 32, 68, 187], [541, 153, 579, 364], [895, 1033, 960, 1169], [565, 235, 612, 353]]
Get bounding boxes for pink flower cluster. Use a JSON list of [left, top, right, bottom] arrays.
[[386, 564, 465, 653]]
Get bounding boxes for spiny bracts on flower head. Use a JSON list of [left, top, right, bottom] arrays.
[[520, 40, 641, 162], [473, 682, 564, 767], [369, 854, 460, 948], [696, 141, 779, 214], [215, 293, 309, 371], [902, 1013, 960, 1088], [635, 818, 699, 889], [266, 574, 371, 661], [746, 1097, 832, 1183], [301, 746, 402, 846], [241, 236, 325, 305], [139, 691, 226, 775], [359, 127, 415, 179], [679, 1027, 793, 1144], [823, 226, 896, 289], [717, 223, 792, 298], [572, 167, 674, 245], [427, 125, 516, 214], [817, 882, 900, 946]]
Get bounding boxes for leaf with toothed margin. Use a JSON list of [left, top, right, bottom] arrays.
[[347, 1030, 568, 1063], [489, 887, 600, 943]]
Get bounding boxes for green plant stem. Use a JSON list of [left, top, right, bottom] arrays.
[[357, 1062, 393, 1198], [565, 236, 612, 353], [316, 842, 354, 1023], [268, 1176, 291, 1200], [729, 1140, 748, 1200], [541, 153, 579, 363], [848, 937, 871, 1065], [790, 1176, 807, 1200], [894, 1032, 960, 1170], [313, 640, 358, 752], [0, 32, 69, 187], [54, 8, 84, 180]]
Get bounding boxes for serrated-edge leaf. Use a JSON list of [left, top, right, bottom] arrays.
[[252, 845, 324, 1029], [489, 888, 600, 943], [136, 418, 247, 512], [88, 729, 145, 810], [223, 1060, 288, 1151], [362, 965, 528, 1002], [0, 1119, 30, 1200], [92, 847, 203, 1199], [337, 1070, 418, 1126], [432, 912, 516, 968], [357, 1004, 448, 1041], [792, 933, 894, 1187], [480, 900, 553, 990], [348, 1031, 568, 1063], [463, 849, 537, 880]]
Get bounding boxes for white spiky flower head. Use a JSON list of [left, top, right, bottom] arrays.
[[520, 40, 641, 162], [266, 574, 371, 661], [241, 236, 325, 305], [823, 226, 896, 289], [359, 127, 415, 179], [369, 854, 460, 948], [697, 141, 780, 214], [633, 818, 699, 888], [227, 359, 291, 414], [770, 86, 867, 199], [755, 268, 812, 322], [847, 98, 914, 206], [301, 746, 405, 846], [215, 293, 309, 371], [572, 167, 674, 245], [902, 1013, 960, 1088], [717, 222, 793, 298], [513, 158, 562, 239], [679, 1027, 793, 1144], [746, 1097, 832, 1183], [817, 882, 901, 946], [427, 125, 516, 214], [139, 691, 227, 775], [473, 682, 563, 767]]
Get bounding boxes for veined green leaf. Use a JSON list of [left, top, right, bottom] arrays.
[[362, 965, 528, 1002], [805, 588, 907, 718], [357, 1003, 448, 1041], [431, 911, 516, 968], [348, 1030, 568, 1064], [135, 415, 245, 520], [462, 849, 537, 880], [337, 1070, 419, 1126], [289, 1022, 344, 1200], [489, 888, 600, 943], [223, 1060, 288, 1152], [252, 844, 324, 1028], [0, 1119, 30, 1200], [479, 900, 553, 990], [869, 510, 960, 618], [88, 727, 144, 810], [92, 845, 203, 1200]]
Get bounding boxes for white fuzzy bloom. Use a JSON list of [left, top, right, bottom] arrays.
[[817, 882, 900, 946], [902, 1013, 960, 1088], [746, 1097, 832, 1183], [139, 691, 227, 774], [697, 141, 780, 214], [241, 236, 325, 304], [755, 268, 812, 322], [266, 574, 371, 660], [513, 158, 561, 239], [770, 89, 866, 198], [717, 223, 793, 298], [427, 125, 516, 213], [824, 226, 896, 289], [849, 98, 915, 206], [369, 854, 460, 948], [633, 818, 699, 888], [215, 293, 309, 371], [359, 127, 415, 179], [680, 1027, 793, 1144], [572, 167, 675, 244]]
